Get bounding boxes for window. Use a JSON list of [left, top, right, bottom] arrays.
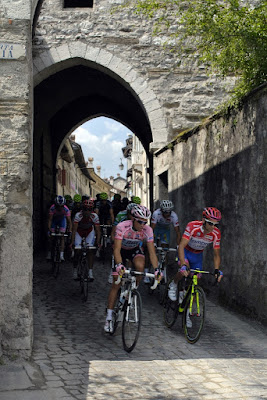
[[64, 0, 93, 8]]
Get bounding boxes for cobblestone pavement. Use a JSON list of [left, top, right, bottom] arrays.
[[2, 255, 266, 400]]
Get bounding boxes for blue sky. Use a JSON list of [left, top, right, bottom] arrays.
[[73, 117, 132, 179]]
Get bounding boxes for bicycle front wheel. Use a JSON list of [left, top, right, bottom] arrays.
[[80, 260, 89, 302], [183, 285, 206, 344], [122, 290, 142, 353]]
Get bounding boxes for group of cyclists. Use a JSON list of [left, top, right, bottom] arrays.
[[46, 193, 223, 334]]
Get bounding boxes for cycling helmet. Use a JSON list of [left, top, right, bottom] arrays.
[[100, 192, 108, 200], [82, 199, 94, 209], [73, 194, 82, 203], [64, 194, 72, 201], [131, 196, 141, 204], [55, 195, 66, 206], [160, 200, 174, 212], [114, 193, 121, 201], [203, 207, 221, 221], [126, 203, 138, 212], [131, 205, 151, 220]]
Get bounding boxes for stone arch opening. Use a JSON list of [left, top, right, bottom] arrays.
[[33, 56, 164, 250]]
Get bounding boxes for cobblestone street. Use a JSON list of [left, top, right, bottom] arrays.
[[1, 255, 266, 400]]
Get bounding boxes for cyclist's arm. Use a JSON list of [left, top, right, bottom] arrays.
[[48, 214, 53, 231], [94, 208, 99, 215], [174, 225, 181, 246], [178, 237, 190, 266], [71, 223, 78, 245], [95, 224, 101, 245], [66, 215, 72, 232], [113, 238, 123, 265], [146, 241, 158, 270], [109, 208, 114, 224], [110, 225, 116, 242], [150, 222, 156, 230]]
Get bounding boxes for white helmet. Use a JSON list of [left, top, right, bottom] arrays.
[[131, 205, 151, 220], [160, 200, 174, 212], [126, 203, 138, 212]]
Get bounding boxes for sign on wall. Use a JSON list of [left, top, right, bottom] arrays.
[[0, 43, 26, 59]]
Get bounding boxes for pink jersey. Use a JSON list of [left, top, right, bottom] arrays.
[[115, 220, 154, 250], [183, 221, 221, 254], [49, 204, 71, 218]]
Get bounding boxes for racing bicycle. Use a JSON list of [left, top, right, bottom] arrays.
[[75, 238, 96, 302], [147, 246, 177, 304], [110, 269, 159, 353], [50, 229, 68, 279], [163, 269, 216, 343], [98, 224, 113, 263]]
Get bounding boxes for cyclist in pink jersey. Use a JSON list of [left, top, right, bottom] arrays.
[[46, 195, 72, 261], [168, 207, 223, 301], [104, 205, 160, 333]]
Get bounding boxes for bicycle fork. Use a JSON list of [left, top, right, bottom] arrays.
[[189, 275, 200, 316], [125, 291, 139, 323]]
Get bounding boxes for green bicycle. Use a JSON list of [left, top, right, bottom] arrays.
[[164, 269, 215, 344]]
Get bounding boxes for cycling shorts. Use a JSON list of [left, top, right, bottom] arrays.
[[74, 231, 95, 248], [154, 227, 170, 245], [51, 218, 67, 233], [180, 248, 203, 271], [121, 246, 145, 264]]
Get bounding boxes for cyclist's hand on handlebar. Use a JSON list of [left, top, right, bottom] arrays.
[[154, 268, 163, 281], [214, 269, 223, 282], [115, 263, 125, 276]]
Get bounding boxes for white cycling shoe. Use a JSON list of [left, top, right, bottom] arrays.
[[104, 319, 114, 333], [186, 309, 192, 328], [168, 280, 177, 301]]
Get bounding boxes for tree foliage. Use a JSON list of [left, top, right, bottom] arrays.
[[128, 0, 267, 105]]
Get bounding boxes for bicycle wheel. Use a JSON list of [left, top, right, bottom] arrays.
[[183, 285, 206, 344], [122, 290, 142, 352], [110, 290, 123, 336], [52, 246, 60, 279], [80, 260, 89, 302]]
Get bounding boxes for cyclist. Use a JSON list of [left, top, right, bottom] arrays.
[[111, 199, 141, 241], [151, 200, 181, 249], [72, 194, 82, 220], [71, 198, 101, 281], [110, 193, 124, 221], [64, 194, 73, 210], [47, 195, 72, 261], [95, 192, 113, 224], [168, 207, 223, 302], [104, 205, 160, 333], [131, 195, 141, 205]]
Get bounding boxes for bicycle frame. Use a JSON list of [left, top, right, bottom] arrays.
[[178, 269, 210, 313]]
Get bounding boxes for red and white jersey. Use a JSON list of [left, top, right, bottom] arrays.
[[115, 220, 154, 250], [182, 221, 221, 254], [73, 211, 100, 237], [151, 209, 179, 229]]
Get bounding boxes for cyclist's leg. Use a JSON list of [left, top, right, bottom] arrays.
[[86, 229, 95, 280], [132, 248, 145, 285], [73, 232, 82, 279]]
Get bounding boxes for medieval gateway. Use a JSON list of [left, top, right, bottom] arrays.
[[0, 0, 266, 356]]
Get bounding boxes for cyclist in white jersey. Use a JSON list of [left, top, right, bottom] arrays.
[[151, 200, 181, 248], [104, 205, 160, 333]]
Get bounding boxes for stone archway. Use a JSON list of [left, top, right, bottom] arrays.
[[33, 42, 169, 151]]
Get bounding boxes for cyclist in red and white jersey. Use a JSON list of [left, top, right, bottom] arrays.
[[71, 198, 101, 281], [168, 207, 223, 301], [104, 205, 160, 333]]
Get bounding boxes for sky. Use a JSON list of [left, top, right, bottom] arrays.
[[72, 117, 133, 179]]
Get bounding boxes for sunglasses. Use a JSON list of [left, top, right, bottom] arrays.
[[205, 219, 219, 226], [135, 219, 147, 225]]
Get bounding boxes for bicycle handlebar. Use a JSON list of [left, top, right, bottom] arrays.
[[115, 269, 159, 290], [156, 246, 176, 252], [100, 224, 113, 228], [51, 233, 69, 237], [74, 245, 97, 250]]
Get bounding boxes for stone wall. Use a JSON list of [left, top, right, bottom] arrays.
[[154, 85, 267, 323], [0, 7, 33, 356]]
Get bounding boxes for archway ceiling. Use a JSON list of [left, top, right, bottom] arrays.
[[34, 64, 153, 154]]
